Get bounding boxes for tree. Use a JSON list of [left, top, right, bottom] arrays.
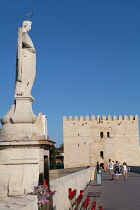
[[50, 146, 56, 169], [56, 143, 64, 164], [56, 143, 64, 156]]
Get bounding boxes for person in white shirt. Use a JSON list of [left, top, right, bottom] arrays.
[[123, 162, 128, 181], [108, 159, 114, 180]]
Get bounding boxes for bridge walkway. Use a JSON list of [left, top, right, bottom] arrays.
[[82, 170, 140, 210]]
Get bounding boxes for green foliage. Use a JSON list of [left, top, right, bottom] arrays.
[[38, 205, 43, 210], [56, 143, 64, 155], [50, 143, 64, 169], [51, 146, 56, 169]]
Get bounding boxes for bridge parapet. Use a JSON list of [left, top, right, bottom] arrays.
[[50, 166, 95, 209]]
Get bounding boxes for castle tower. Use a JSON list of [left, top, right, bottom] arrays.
[[63, 115, 140, 168]]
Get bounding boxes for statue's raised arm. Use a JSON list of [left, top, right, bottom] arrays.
[[14, 21, 36, 98]]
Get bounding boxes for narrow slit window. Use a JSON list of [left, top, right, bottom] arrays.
[[100, 132, 103, 139], [100, 151, 104, 159], [107, 132, 110, 138]]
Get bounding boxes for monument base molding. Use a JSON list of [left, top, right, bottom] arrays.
[[0, 123, 44, 141], [0, 139, 53, 197]]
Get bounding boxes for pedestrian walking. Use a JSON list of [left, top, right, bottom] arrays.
[[108, 159, 114, 180], [114, 161, 120, 180], [104, 163, 107, 172], [123, 162, 128, 181], [96, 161, 100, 173]]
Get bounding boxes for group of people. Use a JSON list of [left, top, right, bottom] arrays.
[[108, 159, 128, 181], [97, 159, 128, 181]]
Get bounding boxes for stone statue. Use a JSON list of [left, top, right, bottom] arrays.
[[14, 20, 36, 98], [0, 17, 47, 140], [1, 20, 36, 125], [0, 13, 48, 143]]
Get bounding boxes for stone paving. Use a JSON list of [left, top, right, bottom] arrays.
[[82, 170, 140, 210]]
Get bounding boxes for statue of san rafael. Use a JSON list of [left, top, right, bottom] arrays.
[[14, 20, 36, 98]]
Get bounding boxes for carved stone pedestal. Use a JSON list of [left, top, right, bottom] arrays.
[[0, 97, 44, 141], [1, 96, 36, 125], [0, 139, 53, 197], [12, 96, 36, 123], [0, 123, 44, 141]]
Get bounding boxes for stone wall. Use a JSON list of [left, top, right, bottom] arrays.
[[63, 115, 140, 168], [49, 166, 89, 180], [50, 166, 94, 210]]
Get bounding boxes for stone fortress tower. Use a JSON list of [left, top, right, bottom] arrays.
[[63, 115, 140, 168]]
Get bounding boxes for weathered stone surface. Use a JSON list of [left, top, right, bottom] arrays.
[[9, 164, 39, 196], [0, 136, 54, 198], [15, 21, 36, 98], [0, 113, 47, 141], [1, 21, 36, 126], [0, 195, 38, 210], [11, 97, 36, 123], [0, 166, 10, 197], [49, 166, 88, 181], [0, 147, 39, 197], [64, 115, 140, 167]]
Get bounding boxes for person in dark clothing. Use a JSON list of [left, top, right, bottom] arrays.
[[100, 163, 104, 169], [114, 161, 120, 180], [96, 161, 100, 172]]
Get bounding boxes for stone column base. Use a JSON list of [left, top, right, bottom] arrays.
[[11, 96, 36, 123], [0, 123, 44, 141], [0, 139, 54, 197]]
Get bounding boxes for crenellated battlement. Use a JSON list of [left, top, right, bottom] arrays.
[[63, 115, 138, 122]]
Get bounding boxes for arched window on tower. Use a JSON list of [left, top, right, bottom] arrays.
[[100, 132, 103, 139]]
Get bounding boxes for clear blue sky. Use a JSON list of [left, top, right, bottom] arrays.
[[0, 0, 140, 146]]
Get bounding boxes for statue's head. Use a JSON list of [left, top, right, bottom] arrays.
[[22, 21, 32, 32]]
